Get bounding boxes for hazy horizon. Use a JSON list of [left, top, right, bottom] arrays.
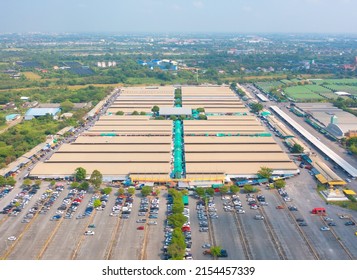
[[1, 0, 357, 34]]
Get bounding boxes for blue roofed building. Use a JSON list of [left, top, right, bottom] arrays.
[[5, 114, 20, 122], [24, 108, 61, 120], [137, 59, 178, 71]]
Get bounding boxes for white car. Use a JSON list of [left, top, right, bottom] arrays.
[[237, 209, 245, 214], [7, 236, 16, 241], [320, 227, 330, 231], [84, 230, 95, 235]]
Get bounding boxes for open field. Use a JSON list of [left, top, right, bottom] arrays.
[[23, 72, 42, 80]]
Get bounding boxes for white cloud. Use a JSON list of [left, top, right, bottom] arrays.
[[193, 1, 204, 8]]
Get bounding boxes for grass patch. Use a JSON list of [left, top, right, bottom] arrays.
[[328, 201, 357, 211], [23, 71, 42, 80]]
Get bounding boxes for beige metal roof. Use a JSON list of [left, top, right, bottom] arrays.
[[58, 144, 171, 153], [95, 120, 172, 126], [74, 136, 172, 144], [184, 136, 276, 144], [184, 120, 261, 126], [110, 105, 159, 108], [185, 144, 282, 152], [185, 153, 291, 162], [89, 126, 172, 132], [204, 108, 249, 113], [207, 116, 257, 121], [84, 131, 172, 136], [107, 108, 152, 113], [184, 104, 246, 108], [30, 162, 170, 176], [99, 115, 150, 121], [48, 153, 170, 162], [184, 126, 265, 132], [185, 162, 298, 174]]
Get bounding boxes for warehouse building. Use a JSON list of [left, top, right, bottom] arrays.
[[24, 108, 61, 120]]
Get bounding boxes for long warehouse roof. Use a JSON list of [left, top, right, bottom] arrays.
[[58, 144, 171, 153], [89, 126, 173, 132], [31, 162, 170, 176], [48, 153, 170, 162], [95, 121, 172, 126], [184, 121, 261, 126], [185, 136, 276, 144], [207, 116, 256, 121], [74, 136, 172, 144], [185, 153, 291, 162], [186, 162, 298, 174], [185, 144, 283, 152], [204, 108, 249, 113], [184, 126, 265, 132], [270, 106, 357, 177], [99, 116, 150, 121]]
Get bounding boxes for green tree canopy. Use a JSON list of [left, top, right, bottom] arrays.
[[230, 185, 239, 194], [6, 177, 16, 186], [205, 188, 215, 196], [102, 187, 112, 195], [90, 169, 103, 191], [132, 111, 139, 115], [257, 166, 273, 179], [151, 105, 160, 113], [71, 181, 79, 189], [167, 242, 185, 260], [79, 181, 89, 191], [127, 187, 135, 195], [141, 186, 152, 196], [210, 246, 223, 257], [291, 143, 304, 153], [274, 179, 286, 189], [243, 184, 257, 193], [168, 213, 187, 228], [23, 178, 32, 186], [250, 102, 264, 113], [118, 187, 125, 196], [60, 100, 74, 113], [0, 175, 6, 186], [219, 185, 229, 194], [75, 167, 87, 181], [93, 199, 102, 208], [115, 111, 124, 115], [195, 188, 205, 197]]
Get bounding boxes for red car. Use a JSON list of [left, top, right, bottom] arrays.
[[276, 205, 284, 209], [137, 226, 144, 230]]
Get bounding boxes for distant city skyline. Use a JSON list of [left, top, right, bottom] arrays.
[[1, 0, 357, 34]]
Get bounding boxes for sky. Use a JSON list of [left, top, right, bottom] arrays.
[[1, 0, 357, 34]]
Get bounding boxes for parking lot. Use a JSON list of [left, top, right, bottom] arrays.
[[1, 179, 357, 260]]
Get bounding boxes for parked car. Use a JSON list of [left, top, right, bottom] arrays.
[[320, 227, 330, 231], [84, 230, 95, 235]]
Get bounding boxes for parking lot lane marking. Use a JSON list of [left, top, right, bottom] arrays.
[[140, 195, 153, 260], [232, 209, 252, 260], [1, 192, 54, 260], [272, 190, 320, 260], [258, 204, 287, 260], [70, 210, 96, 260], [104, 198, 125, 260], [319, 216, 355, 260]]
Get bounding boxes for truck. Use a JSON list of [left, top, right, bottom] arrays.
[[311, 207, 326, 215]]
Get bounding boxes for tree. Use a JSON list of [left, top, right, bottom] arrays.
[[230, 185, 239, 194], [23, 178, 32, 186], [102, 187, 112, 195], [196, 107, 205, 113], [243, 184, 257, 193], [257, 166, 273, 179], [167, 243, 185, 260], [115, 111, 124, 115], [172, 202, 184, 214], [155, 189, 161, 196], [0, 175, 6, 186], [195, 188, 205, 197], [132, 111, 139, 115], [205, 188, 215, 196], [90, 169, 103, 191], [250, 102, 264, 113], [71, 182, 79, 189], [170, 115, 177, 121], [220, 185, 229, 194], [50, 180, 56, 187], [127, 187, 135, 195], [274, 180, 286, 189], [79, 181, 89, 191], [35, 179, 42, 186], [6, 176, 16, 186], [75, 167, 86, 181], [140, 111, 146, 115], [118, 187, 125, 196], [151, 105, 160, 113], [141, 186, 152, 196], [210, 246, 223, 257], [93, 199, 102, 208], [60, 100, 74, 113], [198, 114, 207, 120], [291, 143, 304, 153], [168, 213, 187, 228]]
